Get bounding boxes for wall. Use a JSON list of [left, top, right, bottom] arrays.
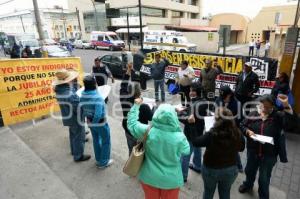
[[182, 32, 218, 53], [210, 13, 249, 44]]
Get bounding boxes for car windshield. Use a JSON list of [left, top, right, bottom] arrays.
[[45, 46, 66, 53], [22, 40, 39, 47], [108, 35, 121, 41], [82, 40, 89, 43], [178, 37, 188, 43]]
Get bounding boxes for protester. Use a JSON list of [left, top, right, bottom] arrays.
[[216, 86, 243, 172], [120, 64, 153, 155], [149, 54, 170, 102], [176, 60, 195, 107], [234, 62, 260, 112], [271, 72, 290, 99], [255, 40, 261, 57], [249, 39, 255, 56], [92, 57, 114, 103], [200, 59, 223, 101], [80, 75, 113, 168], [193, 107, 245, 199], [264, 40, 271, 57], [21, 45, 32, 58], [238, 94, 297, 199], [10, 42, 20, 58], [127, 100, 190, 199], [133, 49, 148, 91], [177, 82, 208, 183], [53, 69, 90, 162]]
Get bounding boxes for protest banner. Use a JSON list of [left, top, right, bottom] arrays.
[[0, 58, 83, 126], [141, 50, 278, 95]]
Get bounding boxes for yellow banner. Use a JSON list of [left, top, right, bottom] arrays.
[[0, 58, 84, 126], [144, 50, 243, 74]]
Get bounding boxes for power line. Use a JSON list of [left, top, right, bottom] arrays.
[[0, 0, 14, 6]]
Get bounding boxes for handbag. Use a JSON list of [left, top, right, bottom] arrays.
[[123, 126, 151, 177]]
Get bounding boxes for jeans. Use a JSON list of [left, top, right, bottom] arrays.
[[237, 153, 243, 170], [202, 165, 238, 199], [90, 123, 111, 166], [154, 79, 165, 102], [179, 85, 191, 106], [256, 49, 260, 57], [69, 122, 86, 161], [181, 142, 202, 181], [140, 73, 148, 90], [243, 152, 277, 199], [249, 47, 254, 56], [125, 131, 137, 156]]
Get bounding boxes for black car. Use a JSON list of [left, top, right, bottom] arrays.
[[98, 53, 149, 81]]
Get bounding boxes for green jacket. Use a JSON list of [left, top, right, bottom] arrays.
[[127, 104, 190, 189]]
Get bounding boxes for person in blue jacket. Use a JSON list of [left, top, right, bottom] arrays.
[[80, 75, 113, 168]]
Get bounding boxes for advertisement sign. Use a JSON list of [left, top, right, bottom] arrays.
[[0, 58, 83, 126]]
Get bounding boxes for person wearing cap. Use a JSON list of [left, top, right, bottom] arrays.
[[79, 75, 113, 168], [216, 85, 244, 173], [200, 59, 223, 101], [53, 69, 90, 162], [238, 94, 297, 199], [149, 54, 170, 102], [175, 60, 195, 107], [235, 62, 260, 113]]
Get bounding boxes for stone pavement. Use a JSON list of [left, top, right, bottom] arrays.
[[0, 115, 291, 199]]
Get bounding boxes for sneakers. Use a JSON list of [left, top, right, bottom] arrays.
[[74, 154, 91, 162], [96, 159, 114, 169], [238, 184, 252, 193]]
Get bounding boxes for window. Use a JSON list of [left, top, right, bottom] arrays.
[[171, 0, 183, 3], [73, 25, 77, 31], [275, 12, 282, 25], [98, 35, 104, 41], [59, 25, 63, 31], [191, 13, 198, 19], [172, 11, 183, 18], [119, 7, 165, 18], [172, 38, 179, 43], [111, 56, 121, 65], [101, 55, 111, 63], [60, 32, 64, 38], [188, 0, 198, 5]]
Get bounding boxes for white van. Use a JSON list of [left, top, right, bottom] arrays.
[[90, 31, 125, 51], [143, 30, 197, 52]]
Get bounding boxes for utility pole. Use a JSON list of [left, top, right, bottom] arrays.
[[20, 16, 25, 33], [294, 0, 300, 27], [126, 8, 131, 51], [223, 28, 226, 56], [91, 0, 99, 31], [138, 0, 143, 49], [76, 7, 82, 39], [32, 0, 45, 42]]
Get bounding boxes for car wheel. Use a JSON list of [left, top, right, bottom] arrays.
[[179, 49, 186, 52]]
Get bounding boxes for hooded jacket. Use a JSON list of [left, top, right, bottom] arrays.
[[127, 104, 190, 189]]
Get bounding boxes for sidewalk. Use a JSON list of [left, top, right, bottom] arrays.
[[0, 116, 289, 199]]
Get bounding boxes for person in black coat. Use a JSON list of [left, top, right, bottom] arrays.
[[235, 62, 260, 118], [193, 107, 245, 199], [271, 72, 290, 99], [120, 63, 153, 155], [177, 82, 211, 182], [216, 85, 244, 172], [238, 94, 297, 199]]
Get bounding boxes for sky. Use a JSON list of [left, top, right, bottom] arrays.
[[0, 0, 296, 18], [202, 0, 292, 18]]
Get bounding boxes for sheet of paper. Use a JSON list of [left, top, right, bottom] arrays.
[[142, 97, 156, 110], [76, 85, 111, 99], [250, 134, 274, 145], [204, 116, 215, 132]]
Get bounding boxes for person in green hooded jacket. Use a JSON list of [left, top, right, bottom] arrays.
[[127, 99, 190, 199]]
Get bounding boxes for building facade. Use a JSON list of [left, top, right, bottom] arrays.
[[209, 13, 250, 44]]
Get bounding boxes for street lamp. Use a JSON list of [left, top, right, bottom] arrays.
[[138, 0, 143, 49]]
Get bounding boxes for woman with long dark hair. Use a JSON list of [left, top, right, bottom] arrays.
[[193, 107, 245, 199]]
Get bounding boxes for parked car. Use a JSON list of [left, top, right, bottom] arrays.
[[59, 39, 74, 48], [42, 45, 71, 57], [97, 52, 150, 81], [74, 40, 91, 49]]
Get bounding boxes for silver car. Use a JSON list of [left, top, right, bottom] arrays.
[[74, 40, 91, 49], [42, 45, 71, 57]]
